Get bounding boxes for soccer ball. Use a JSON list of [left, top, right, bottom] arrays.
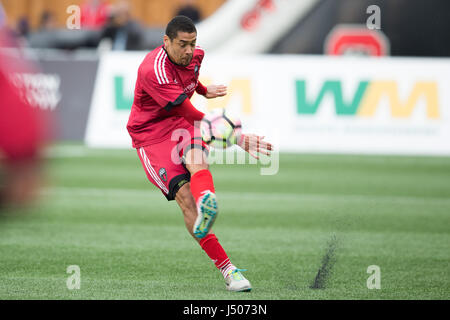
[[200, 109, 242, 149]]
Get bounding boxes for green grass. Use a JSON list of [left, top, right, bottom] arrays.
[[0, 144, 449, 299]]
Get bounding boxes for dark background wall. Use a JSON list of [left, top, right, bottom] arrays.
[[40, 58, 98, 140], [270, 0, 450, 57]]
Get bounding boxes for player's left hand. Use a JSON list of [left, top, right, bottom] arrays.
[[237, 133, 273, 160], [205, 85, 227, 99]]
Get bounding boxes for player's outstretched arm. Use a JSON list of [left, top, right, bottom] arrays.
[[237, 133, 273, 160], [169, 98, 204, 126]]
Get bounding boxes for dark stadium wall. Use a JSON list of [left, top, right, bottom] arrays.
[[270, 0, 450, 57], [35, 56, 99, 141]]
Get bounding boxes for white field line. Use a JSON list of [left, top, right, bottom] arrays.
[[39, 187, 450, 205]]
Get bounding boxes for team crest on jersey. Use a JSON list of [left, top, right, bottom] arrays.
[[194, 65, 199, 74], [159, 168, 168, 182]]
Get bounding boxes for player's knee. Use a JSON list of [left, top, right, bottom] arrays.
[[184, 148, 208, 174], [186, 163, 208, 175]]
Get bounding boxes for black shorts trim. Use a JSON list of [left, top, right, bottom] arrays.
[[164, 93, 188, 112], [165, 173, 191, 201]]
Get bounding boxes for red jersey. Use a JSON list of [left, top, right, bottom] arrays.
[[0, 31, 44, 162], [80, 2, 109, 29], [126, 45, 205, 148]]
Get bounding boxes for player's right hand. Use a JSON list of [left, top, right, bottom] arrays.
[[205, 85, 227, 99], [237, 133, 273, 160]]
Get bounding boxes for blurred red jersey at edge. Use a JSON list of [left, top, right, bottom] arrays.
[[0, 29, 49, 210], [80, 0, 110, 30]]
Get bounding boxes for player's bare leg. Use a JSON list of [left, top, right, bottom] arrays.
[[184, 147, 218, 239], [176, 147, 251, 292], [175, 182, 211, 242]]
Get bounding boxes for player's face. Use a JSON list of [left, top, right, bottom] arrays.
[[164, 32, 197, 67]]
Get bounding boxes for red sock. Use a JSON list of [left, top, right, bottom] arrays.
[[190, 169, 215, 203], [199, 234, 235, 278]]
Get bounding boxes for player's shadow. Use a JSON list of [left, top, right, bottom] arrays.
[[282, 234, 339, 292], [309, 234, 339, 290]]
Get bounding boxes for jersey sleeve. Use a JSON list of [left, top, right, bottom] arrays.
[[194, 46, 206, 95], [169, 98, 205, 125], [140, 62, 187, 112], [0, 71, 42, 162], [196, 80, 207, 96], [195, 46, 205, 63]]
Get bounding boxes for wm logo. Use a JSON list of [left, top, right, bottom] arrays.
[[296, 80, 439, 119]]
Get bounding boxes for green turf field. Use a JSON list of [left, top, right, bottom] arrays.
[[1, 144, 449, 299]]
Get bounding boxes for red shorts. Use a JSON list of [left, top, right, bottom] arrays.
[[136, 125, 209, 201]]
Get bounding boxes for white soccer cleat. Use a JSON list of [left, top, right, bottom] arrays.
[[225, 268, 252, 292], [193, 191, 218, 239]]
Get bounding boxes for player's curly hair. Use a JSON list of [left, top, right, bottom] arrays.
[[166, 15, 197, 40]]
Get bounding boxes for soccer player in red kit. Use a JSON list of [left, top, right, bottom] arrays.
[[0, 27, 46, 213], [127, 16, 272, 292]]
